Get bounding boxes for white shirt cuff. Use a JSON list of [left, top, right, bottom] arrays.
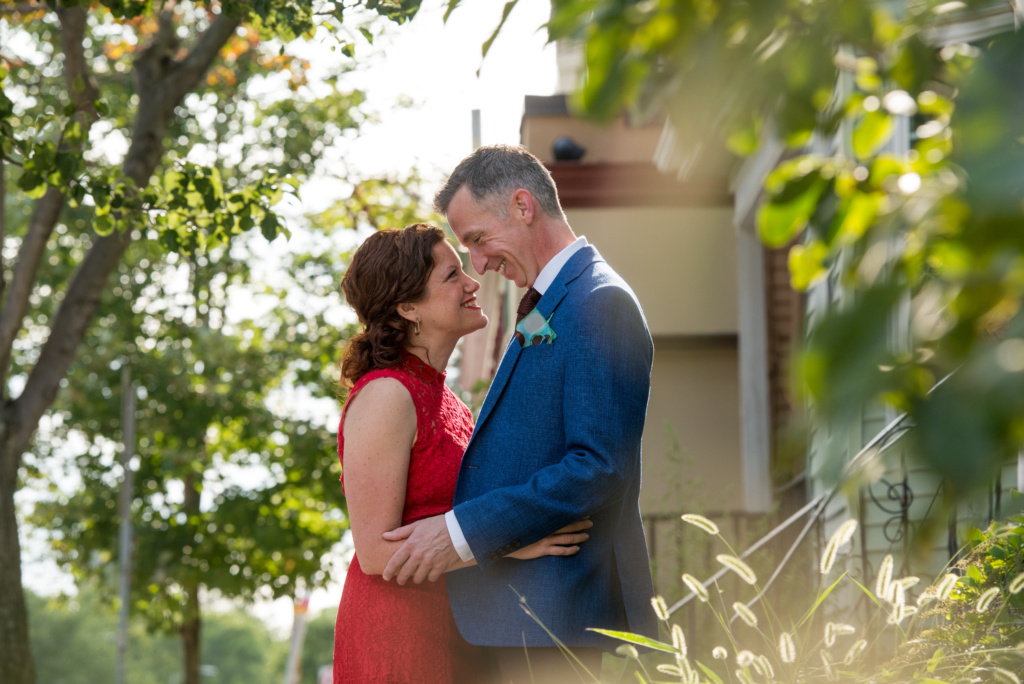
[[445, 509, 474, 562]]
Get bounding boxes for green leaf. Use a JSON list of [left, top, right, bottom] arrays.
[[798, 572, 847, 627], [832, 191, 881, 245], [442, 0, 461, 23], [164, 170, 185, 194], [585, 628, 676, 654], [696, 661, 724, 684], [758, 172, 828, 247], [94, 214, 115, 236], [853, 110, 895, 160], [340, 42, 355, 58], [18, 169, 45, 197], [481, 0, 519, 60], [359, 27, 374, 44], [260, 212, 280, 241]]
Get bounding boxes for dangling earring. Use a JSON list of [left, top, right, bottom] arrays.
[[413, 319, 421, 336]]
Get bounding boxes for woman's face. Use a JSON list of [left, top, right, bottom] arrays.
[[411, 241, 487, 341]]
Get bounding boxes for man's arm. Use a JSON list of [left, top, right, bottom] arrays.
[[382, 284, 651, 580]]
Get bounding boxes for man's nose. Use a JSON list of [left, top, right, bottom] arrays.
[[470, 252, 487, 276]]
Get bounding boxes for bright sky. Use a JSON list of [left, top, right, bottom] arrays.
[[295, 0, 560, 212]]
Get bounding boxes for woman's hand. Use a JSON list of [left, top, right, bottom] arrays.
[[508, 518, 593, 560]]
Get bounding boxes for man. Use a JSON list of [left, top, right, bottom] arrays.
[[382, 144, 657, 681]]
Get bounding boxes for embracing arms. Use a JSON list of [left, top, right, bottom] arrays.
[[382, 284, 652, 583], [343, 377, 592, 577]]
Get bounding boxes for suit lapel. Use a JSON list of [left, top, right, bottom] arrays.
[[468, 246, 602, 444]]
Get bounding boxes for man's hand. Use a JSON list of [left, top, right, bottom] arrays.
[[381, 514, 461, 585]]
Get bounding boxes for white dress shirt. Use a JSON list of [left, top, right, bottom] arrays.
[[445, 236, 588, 562]]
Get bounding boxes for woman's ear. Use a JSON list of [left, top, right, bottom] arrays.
[[396, 302, 418, 324]]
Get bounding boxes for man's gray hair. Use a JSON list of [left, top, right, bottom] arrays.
[[433, 144, 564, 219]]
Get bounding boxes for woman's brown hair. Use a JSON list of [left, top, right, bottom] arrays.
[[339, 223, 446, 387]]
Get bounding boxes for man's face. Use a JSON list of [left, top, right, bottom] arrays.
[[446, 186, 539, 289]]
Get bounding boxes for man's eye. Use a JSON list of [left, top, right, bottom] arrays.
[[474, 236, 482, 244]]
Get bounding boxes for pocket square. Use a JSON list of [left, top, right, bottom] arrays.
[[515, 308, 557, 347]]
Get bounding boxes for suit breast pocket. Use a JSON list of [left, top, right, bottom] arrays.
[[518, 342, 556, 358]]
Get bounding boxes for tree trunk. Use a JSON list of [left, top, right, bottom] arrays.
[[181, 462, 202, 684], [181, 586, 201, 684], [0, 12, 241, 682], [0, 413, 34, 684]]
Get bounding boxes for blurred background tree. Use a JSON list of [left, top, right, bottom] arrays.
[[0, 1, 424, 682], [532, 0, 1024, 508], [27, 585, 287, 684]]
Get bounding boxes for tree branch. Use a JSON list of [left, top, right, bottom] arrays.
[[0, 188, 64, 395], [56, 6, 100, 121], [13, 10, 242, 452], [14, 230, 132, 454], [0, 3, 47, 15], [164, 13, 242, 115], [0, 8, 100, 401]]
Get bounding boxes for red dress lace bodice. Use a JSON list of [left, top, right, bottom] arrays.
[[333, 354, 490, 683]]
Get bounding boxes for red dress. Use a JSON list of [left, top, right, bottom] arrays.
[[333, 354, 492, 683]]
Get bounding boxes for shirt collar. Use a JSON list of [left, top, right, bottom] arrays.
[[532, 236, 588, 295]]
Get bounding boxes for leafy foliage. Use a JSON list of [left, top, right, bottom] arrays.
[[592, 515, 1024, 683], [533, 0, 1024, 503], [26, 586, 287, 684], [1, 1, 428, 682], [884, 515, 1024, 682]]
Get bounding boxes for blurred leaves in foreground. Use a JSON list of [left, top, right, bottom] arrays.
[[534, 0, 1024, 505]]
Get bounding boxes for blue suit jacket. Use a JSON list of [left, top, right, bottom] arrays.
[[446, 245, 658, 649]]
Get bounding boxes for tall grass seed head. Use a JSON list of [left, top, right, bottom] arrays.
[[976, 586, 1000, 612], [779, 631, 796, 663], [875, 554, 894, 601], [713, 646, 729, 660], [717, 553, 758, 585], [820, 519, 858, 574], [733, 601, 758, 627], [1009, 572, 1024, 595], [681, 513, 720, 535], [820, 651, 835, 681], [755, 655, 775, 679], [652, 595, 670, 621], [843, 639, 867, 665], [991, 667, 1022, 684], [671, 623, 687, 660], [935, 572, 959, 600], [736, 650, 756, 667], [824, 622, 856, 647], [682, 573, 710, 602], [615, 644, 639, 659]]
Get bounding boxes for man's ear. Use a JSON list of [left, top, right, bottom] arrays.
[[511, 189, 536, 224]]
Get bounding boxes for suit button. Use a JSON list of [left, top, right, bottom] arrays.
[[512, 540, 521, 549], [489, 552, 499, 560]]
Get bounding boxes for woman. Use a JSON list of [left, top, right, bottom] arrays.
[[333, 224, 590, 683]]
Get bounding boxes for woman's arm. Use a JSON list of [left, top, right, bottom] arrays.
[[341, 377, 417, 576], [345, 378, 592, 576]]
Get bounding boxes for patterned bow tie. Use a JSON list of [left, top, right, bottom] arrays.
[[516, 287, 542, 324]]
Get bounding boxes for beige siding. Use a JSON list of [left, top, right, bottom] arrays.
[[566, 206, 738, 337]]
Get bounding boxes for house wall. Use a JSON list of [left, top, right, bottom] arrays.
[[565, 206, 745, 515], [522, 115, 663, 164], [565, 207, 738, 336]]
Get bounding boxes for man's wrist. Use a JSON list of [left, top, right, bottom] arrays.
[[445, 509, 474, 562]]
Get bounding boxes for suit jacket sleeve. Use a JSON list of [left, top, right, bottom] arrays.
[[452, 283, 653, 567]]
